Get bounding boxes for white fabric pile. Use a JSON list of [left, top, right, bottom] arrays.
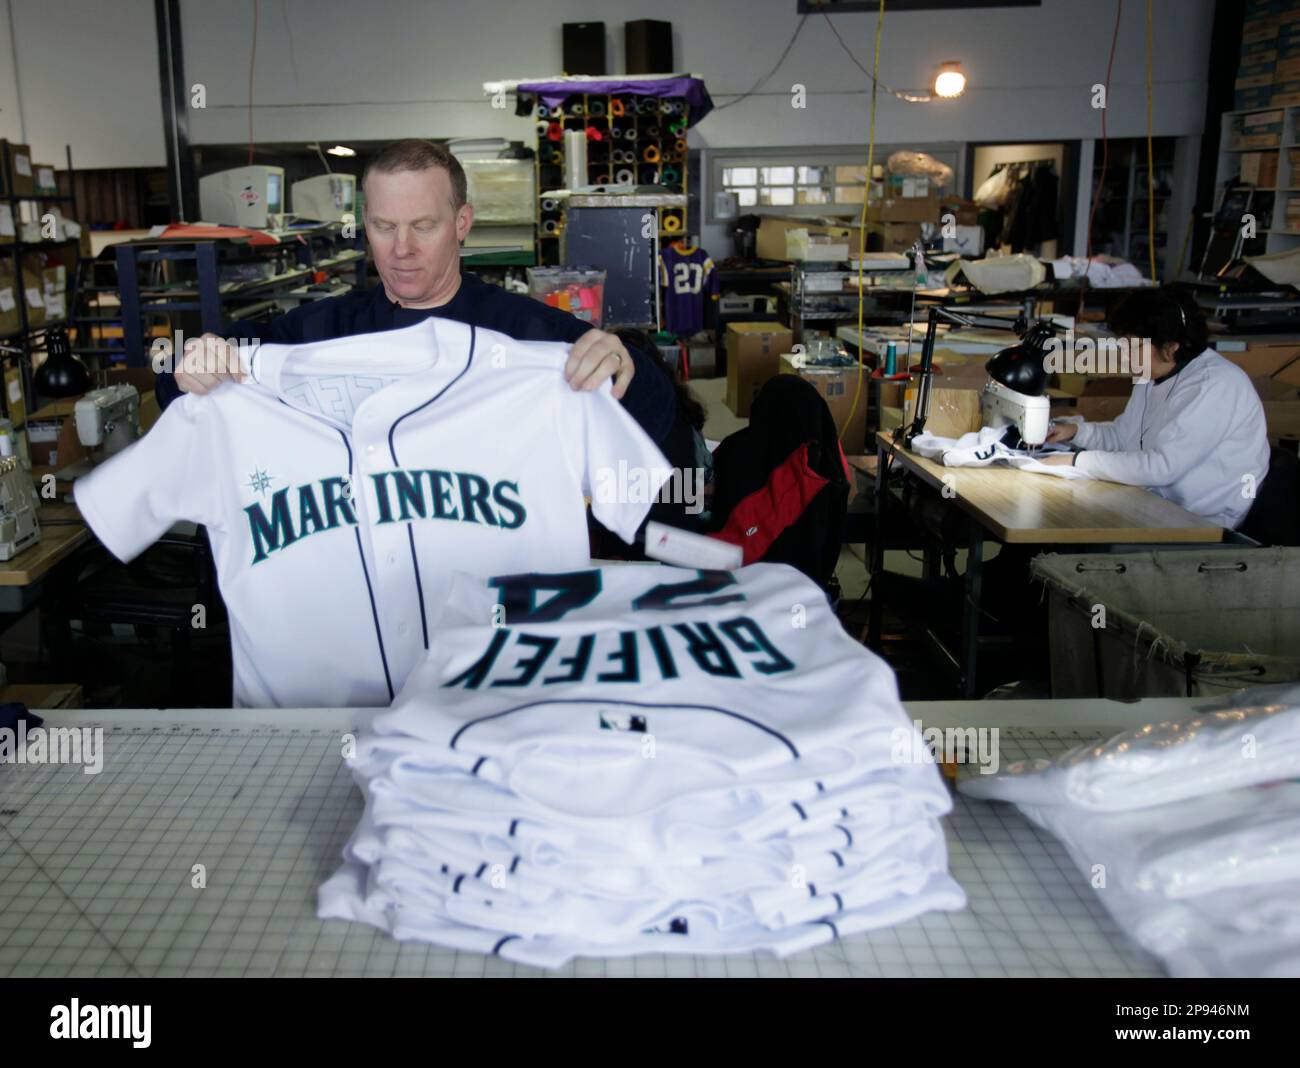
[[319, 562, 965, 968], [960, 687, 1300, 977], [911, 426, 1091, 479]]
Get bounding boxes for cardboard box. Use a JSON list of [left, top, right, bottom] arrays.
[[1241, 151, 1280, 186], [3, 365, 25, 427], [0, 260, 19, 336], [1, 141, 33, 197], [1221, 341, 1300, 381], [20, 263, 45, 328], [32, 163, 57, 195], [756, 215, 866, 263], [725, 322, 792, 417], [902, 384, 982, 440], [872, 193, 939, 224], [1263, 400, 1300, 443], [778, 352, 867, 454], [1236, 88, 1276, 109], [867, 220, 923, 253]]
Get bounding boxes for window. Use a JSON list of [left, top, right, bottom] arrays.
[[708, 144, 964, 223]]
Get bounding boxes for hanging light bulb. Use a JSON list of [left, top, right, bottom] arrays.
[[933, 62, 966, 99]]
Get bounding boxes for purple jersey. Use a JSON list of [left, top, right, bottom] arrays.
[[659, 245, 718, 336]]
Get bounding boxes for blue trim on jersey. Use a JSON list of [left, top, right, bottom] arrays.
[[837, 825, 853, 847], [832, 892, 844, 912], [508, 819, 519, 837], [510, 855, 520, 873], [817, 917, 839, 939], [475, 862, 487, 878], [446, 697, 801, 759], [387, 323, 478, 651], [334, 428, 395, 702], [791, 801, 808, 821], [808, 883, 817, 897], [831, 850, 845, 868], [452, 874, 465, 894], [492, 934, 518, 956], [470, 756, 487, 776]]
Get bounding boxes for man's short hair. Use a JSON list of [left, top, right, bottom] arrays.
[[362, 139, 468, 209]]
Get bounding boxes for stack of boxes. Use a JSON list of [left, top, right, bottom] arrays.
[[1236, 0, 1300, 112]]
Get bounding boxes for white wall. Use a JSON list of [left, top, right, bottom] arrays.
[[175, 0, 1214, 148], [0, 0, 164, 168], [0, 0, 1214, 201]]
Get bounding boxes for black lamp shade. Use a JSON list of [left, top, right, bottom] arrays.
[[35, 327, 92, 398], [986, 341, 1047, 397]]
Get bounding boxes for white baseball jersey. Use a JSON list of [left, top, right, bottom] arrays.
[[73, 319, 669, 708], [318, 562, 965, 965]]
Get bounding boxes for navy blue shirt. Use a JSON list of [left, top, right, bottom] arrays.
[[155, 272, 676, 443]]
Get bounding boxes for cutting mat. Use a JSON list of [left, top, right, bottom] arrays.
[[0, 707, 1166, 978]]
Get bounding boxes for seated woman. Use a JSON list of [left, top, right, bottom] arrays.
[[1042, 286, 1270, 530]]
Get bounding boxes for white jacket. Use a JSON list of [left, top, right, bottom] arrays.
[[1071, 348, 1269, 529]]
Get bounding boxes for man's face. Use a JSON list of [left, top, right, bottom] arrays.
[[363, 167, 472, 306]]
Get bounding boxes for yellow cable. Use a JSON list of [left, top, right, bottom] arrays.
[[1146, 0, 1156, 282], [840, 0, 885, 448]]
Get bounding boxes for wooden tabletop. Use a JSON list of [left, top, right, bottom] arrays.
[[0, 501, 91, 586], [877, 432, 1225, 545]]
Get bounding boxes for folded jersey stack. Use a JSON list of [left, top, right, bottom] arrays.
[[960, 687, 1300, 977], [319, 562, 966, 968]]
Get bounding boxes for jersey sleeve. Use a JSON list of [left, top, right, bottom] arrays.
[[73, 393, 224, 562], [560, 379, 673, 545], [705, 257, 720, 299]]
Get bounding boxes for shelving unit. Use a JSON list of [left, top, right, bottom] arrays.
[[112, 228, 365, 367], [0, 142, 81, 460], [532, 91, 691, 266], [1212, 105, 1300, 252], [1088, 137, 1176, 277]]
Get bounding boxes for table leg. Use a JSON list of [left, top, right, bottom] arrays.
[[868, 437, 888, 649], [960, 520, 985, 698]]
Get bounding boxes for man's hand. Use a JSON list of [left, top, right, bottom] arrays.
[[175, 333, 245, 396], [564, 329, 635, 399], [1038, 453, 1076, 466], [1045, 421, 1079, 445]]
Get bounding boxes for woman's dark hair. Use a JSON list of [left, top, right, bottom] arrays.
[[613, 328, 707, 431], [1108, 285, 1209, 366]]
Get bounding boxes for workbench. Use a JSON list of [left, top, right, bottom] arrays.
[[0, 501, 91, 613], [0, 698, 1198, 978], [869, 432, 1228, 698]]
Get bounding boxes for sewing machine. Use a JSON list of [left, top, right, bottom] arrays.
[[980, 379, 1051, 447], [54, 384, 141, 483], [0, 439, 40, 561]]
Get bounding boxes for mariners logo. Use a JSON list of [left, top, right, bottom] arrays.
[[243, 468, 528, 565]]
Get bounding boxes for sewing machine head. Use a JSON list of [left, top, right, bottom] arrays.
[[982, 324, 1053, 448], [980, 379, 1051, 447], [74, 384, 141, 458]]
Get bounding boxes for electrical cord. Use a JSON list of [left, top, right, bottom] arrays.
[[840, 0, 886, 448], [711, 14, 811, 112], [1080, 0, 1125, 319]]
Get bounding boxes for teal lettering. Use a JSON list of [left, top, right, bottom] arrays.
[[321, 477, 356, 528], [491, 634, 558, 687], [596, 631, 640, 683], [428, 470, 460, 520], [245, 488, 298, 564], [445, 630, 510, 689], [297, 484, 326, 538], [457, 472, 498, 526], [393, 470, 428, 521], [543, 635, 594, 684], [493, 480, 526, 530], [370, 473, 395, 524], [719, 618, 795, 675], [671, 622, 740, 678]]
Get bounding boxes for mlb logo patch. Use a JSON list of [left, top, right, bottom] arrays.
[[598, 710, 647, 733]]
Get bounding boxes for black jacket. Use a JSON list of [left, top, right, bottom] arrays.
[[154, 272, 676, 443]]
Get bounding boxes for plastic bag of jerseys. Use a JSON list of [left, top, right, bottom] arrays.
[[960, 688, 1300, 978], [319, 562, 966, 968]]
